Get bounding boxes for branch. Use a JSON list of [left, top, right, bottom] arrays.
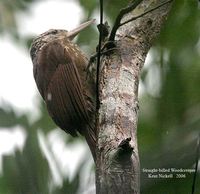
[[109, 0, 144, 42], [120, 0, 174, 27], [96, 1, 173, 193], [96, 0, 104, 110]]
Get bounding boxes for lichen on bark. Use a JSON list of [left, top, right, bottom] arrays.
[[95, 1, 173, 193]]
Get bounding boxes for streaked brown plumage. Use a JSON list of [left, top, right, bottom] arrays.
[[30, 20, 96, 159]]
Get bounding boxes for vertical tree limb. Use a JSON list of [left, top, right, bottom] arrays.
[[96, 1, 173, 193], [96, 0, 104, 110]]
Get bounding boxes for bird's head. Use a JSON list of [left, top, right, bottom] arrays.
[[30, 19, 95, 60]]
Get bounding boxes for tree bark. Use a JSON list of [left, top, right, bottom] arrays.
[[95, 1, 173, 193]]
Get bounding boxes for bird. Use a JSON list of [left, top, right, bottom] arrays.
[[30, 20, 96, 159]]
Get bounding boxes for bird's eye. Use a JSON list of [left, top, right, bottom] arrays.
[[51, 30, 58, 34]]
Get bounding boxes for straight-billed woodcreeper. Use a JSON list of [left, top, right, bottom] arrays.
[[30, 20, 96, 159]]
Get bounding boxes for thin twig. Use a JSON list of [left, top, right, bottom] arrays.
[[191, 133, 200, 194], [109, 0, 144, 42], [90, 47, 118, 64], [96, 0, 103, 110], [120, 0, 173, 27]]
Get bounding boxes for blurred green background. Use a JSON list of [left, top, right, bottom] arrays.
[[0, 0, 199, 194]]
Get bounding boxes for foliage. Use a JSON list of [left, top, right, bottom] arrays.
[[0, 0, 199, 194], [139, 0, 200, 193]]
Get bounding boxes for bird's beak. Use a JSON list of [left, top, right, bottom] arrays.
[[67, 19, 95, 40]]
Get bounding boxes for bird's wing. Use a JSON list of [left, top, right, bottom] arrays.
[[42, 40, 90, 136]]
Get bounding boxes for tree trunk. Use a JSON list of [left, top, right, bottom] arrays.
[[95, 1, 173, 193]]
